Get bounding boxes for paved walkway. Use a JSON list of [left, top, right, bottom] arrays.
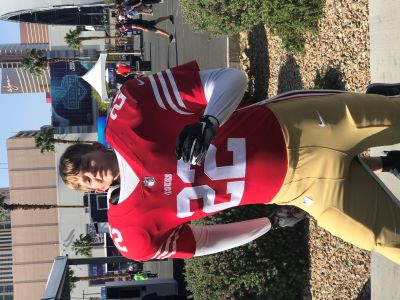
[[369, 1, 400, 299], [141, 0, 229, 72]]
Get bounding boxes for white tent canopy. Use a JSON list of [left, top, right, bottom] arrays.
[[0, 0, 104, 19], [81, 53, 108, 101]]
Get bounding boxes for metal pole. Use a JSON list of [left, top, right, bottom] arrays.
[[68, 256, 131, 265], [106, 51, 142, 56], [68, 256, 163, 265]]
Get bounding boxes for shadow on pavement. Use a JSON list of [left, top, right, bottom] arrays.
[[277, 54, 303, 93], [173, 258, 189, 298], [244, 23, 270, 101], [356, 277, 371, 300]]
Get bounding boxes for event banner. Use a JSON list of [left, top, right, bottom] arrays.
[[49, 61, 95, 127]]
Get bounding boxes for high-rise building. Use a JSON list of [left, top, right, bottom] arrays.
[[19, 22, 49, 44], [0, 22, 50, 98], [7, 131, 59, 300], [0, 188, 13, 300]]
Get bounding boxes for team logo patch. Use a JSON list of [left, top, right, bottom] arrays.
[[143, 176, 156, 187], [164, 174, 173, 195]]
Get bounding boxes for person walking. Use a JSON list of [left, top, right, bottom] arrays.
[[116, 15, 175, 43]]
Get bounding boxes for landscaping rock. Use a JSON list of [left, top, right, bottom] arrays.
[[239, 0, 371, 298]]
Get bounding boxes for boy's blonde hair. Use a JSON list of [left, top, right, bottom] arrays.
[[59, 143, 95, 191]]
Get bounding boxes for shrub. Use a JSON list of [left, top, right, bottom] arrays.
[[179, 0, 325, 54], [180, 0, 264, 36], [91, 88, 110, 116], [313, 66, 346, 90], [184, 205, 309, 300], [262, 0, 324, 54]]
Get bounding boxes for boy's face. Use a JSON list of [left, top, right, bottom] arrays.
[[76, 149, 119, 192]]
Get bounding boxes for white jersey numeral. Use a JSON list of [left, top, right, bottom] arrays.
[[110, 91, 127, 120], [110, 226, 128, 252], [176, 138, 246, 218]]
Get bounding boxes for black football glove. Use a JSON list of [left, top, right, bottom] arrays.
[[269, 206, 306, 230], [381, 151, 400, 179], [175, 115, 220, 165]]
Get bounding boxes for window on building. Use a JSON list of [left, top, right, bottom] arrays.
[[4, 285, 13, 292], [0, 276, 12, 280], [0, 272, 12, 276], [96, 194, 108, 210]]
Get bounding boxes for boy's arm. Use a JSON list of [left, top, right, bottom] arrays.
[[187, 206, 306, 257], [189, 218, 271, 257], [176, 68, 248, 164], [199, 68, 247, 125], [149, 218, 271, 260]]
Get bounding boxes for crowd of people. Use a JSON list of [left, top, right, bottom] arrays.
[[111, 0, 175, 85], [114, 0, 175, 43]]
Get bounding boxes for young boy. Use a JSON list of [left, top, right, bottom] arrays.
[[60, 61, 400, 264]]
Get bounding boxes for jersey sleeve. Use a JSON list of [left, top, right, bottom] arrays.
[[190, 218, 271, 257], [109, 222, 198, 261], [200, 68, 247, 125], [119, 60, 208, 117]]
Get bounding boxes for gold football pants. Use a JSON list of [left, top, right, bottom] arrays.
[[269, 92, 400, 264]]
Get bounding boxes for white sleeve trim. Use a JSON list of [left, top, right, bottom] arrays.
[[200, 68, 247, 125], [190, 217, 271, 257]]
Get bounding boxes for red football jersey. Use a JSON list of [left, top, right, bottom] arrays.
[[105, 61, 287, 260]]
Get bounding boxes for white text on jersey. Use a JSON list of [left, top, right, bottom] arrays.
[[176, 138, 246, 218], [110, 91, 127, 120], [164, 174, 173, 195]]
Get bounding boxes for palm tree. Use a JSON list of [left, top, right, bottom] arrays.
[[21, 48, 96, 76], [65, 29, 82, 50], [72, 234, 94, 257], [20, 49, 47, 76], [34, 126, 96, 153], [0, 195, 84, 217], [65, 28, 124, 50], [1, 203, 85, 210]]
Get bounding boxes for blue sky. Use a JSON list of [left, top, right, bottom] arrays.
[[0, 21, 52, 187]]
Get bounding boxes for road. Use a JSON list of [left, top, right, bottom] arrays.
[[141, 0, 229, 72]]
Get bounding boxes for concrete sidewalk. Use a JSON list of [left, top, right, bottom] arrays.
[[369, 1, 400, 299]]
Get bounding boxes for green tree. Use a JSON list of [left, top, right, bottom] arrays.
[[71, 234, 94, 257], [0, 195, 85, 218], [21, 48, 96, 76], [65, 28, 124, 50], [92, 88, 111, 116], [0, 197, 8, 222], [34, 126, 96, 153]]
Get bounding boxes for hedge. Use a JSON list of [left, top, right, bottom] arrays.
[[179, 0, 325, 54], [184, 204, 309, 299]]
